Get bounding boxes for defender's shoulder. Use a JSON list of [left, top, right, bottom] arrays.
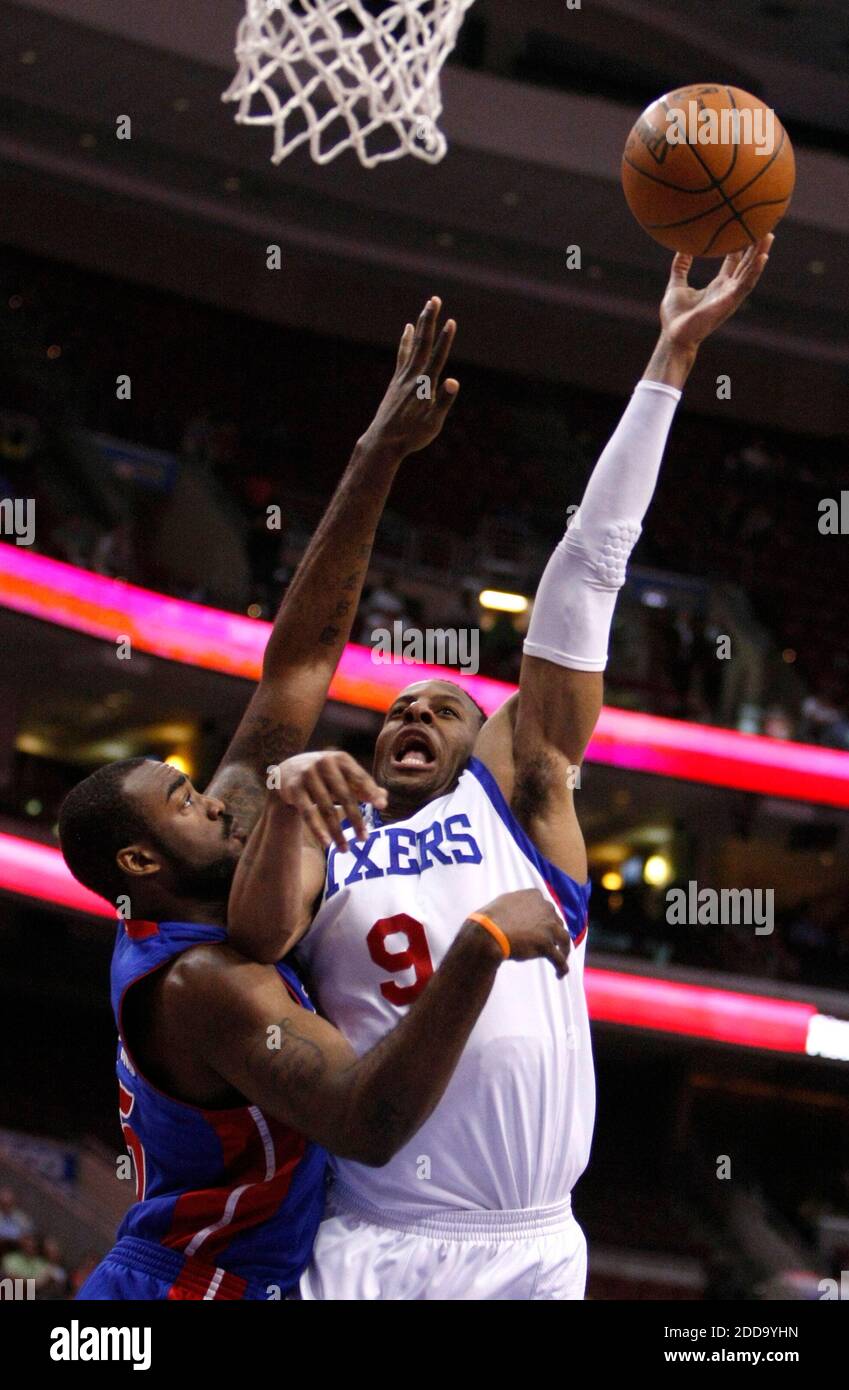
[[159, 940, 283, 1012]]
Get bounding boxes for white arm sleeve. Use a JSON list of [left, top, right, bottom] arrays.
[[523, 379, 682, 672]]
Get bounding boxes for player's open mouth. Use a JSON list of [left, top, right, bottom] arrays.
[[391, 732, 437, 770]]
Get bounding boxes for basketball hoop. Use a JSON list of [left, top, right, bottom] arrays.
[[222, 0, 475, 168]]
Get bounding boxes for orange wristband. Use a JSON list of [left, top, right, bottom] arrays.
[[467, 911, 511, 960]]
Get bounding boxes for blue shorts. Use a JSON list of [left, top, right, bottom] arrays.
[[77, 1236, 288, 1301]]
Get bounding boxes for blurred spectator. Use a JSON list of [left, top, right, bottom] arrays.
[[739, 439, 774, 474], [90, 520, 139, 583], [181, 411, 242, 472], [0, 1186, 33, 1243], [48, 511, 101, 569], [763, 705, 794, 740], [40, 1237, 69, 1300], [2, 1232, 50, 1288], [724, 437, 780, 478], [801, 690, 849, 750]]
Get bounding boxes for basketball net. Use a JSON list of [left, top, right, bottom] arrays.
[[222, 0, 475, 168]]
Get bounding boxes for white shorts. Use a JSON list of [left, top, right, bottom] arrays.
[[299, 1187, 587, 1301]]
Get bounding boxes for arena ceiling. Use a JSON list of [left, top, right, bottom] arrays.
[[660, 0, 849, 80], [1, 0, 848, 433]]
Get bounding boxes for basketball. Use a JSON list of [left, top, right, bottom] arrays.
[[622, 83, 796, 256]]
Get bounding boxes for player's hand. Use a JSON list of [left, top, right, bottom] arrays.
[[274, 751, 387, 852], [659, 233, 774, 349], [469, 888, 572, 978], [358, 297, 459, 461]]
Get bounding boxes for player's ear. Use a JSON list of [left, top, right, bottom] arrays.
[[117, 844, 162, 879]]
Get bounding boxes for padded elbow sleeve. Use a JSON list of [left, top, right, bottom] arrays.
[[523, 380, 681, 672]]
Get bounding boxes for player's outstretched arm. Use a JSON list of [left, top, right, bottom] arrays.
[[475, 237, 774, 880], [226, 751, 387, 963], [204, 297, 459, 833], [182, 889, 568, 1166]]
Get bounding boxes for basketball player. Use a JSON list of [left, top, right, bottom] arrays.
[[71, 754, 566, 1299], [56, 299, 574, 1299], [236, 238, 775, 1300]]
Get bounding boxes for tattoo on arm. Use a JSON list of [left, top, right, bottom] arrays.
[[230, 716, 304, 769], [220, 776, 265, 827], [318, 595, 356, 645], [211, 718, 303, 831], [261, 1017, 327, 1102]]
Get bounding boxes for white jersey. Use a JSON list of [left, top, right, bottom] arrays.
[[297, 756, 595, 1214]]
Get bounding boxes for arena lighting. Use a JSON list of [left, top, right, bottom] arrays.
[[478, 589, 529, 614], [643, 853, 672, 887], [0, 830, 114, 919], [1, 828, 845, 1059], [3, 542, 849, 807], [163, 753, 193, 778], [583, 968, 849, 1060], [600, 870, 624, 891]]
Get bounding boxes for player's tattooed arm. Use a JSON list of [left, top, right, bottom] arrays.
[[197, 890, 568, 1165], [226, 799, 317, 964], [206, 297, 459, 805], [205, 718, 303, 840]]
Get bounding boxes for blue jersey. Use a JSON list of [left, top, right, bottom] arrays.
[[96, 917, 327, 1300]]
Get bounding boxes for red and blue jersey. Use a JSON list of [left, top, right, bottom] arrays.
[[93, 917, 327, 1300]]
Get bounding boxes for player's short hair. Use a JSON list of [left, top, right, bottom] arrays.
[[443, 681, 487, 726], [58, 757, 154, 906]]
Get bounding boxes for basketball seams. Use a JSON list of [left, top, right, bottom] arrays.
[[645, 201, 743, 233], [646, 192, 791, 236], [722, 127, 788, 204], [661, 91, 740, 189], [673, 101, 755, 250], [621, 153, 718, 196], [669, 143, 755, 249], [700, 197, 792, 256], [687, 91, 791, 253]]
